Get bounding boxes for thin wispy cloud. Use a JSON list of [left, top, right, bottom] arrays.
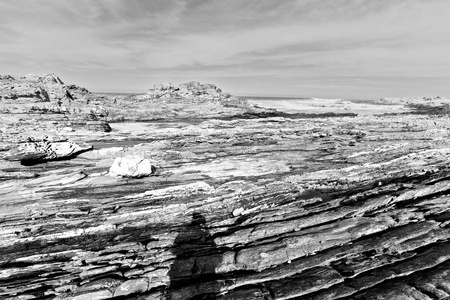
[[1, 0, 449, 98]]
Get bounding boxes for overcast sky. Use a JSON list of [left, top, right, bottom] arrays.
[[1, 0, 450, 98]]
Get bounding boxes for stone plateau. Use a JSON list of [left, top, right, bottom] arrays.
[[2, 74, 450, 299]]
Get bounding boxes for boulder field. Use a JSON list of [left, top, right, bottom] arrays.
[[2, 74, 450, 299]]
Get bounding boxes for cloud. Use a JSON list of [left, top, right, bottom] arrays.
[[1, 0, 450, 98]]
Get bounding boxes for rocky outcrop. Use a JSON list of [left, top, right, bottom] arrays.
[[0, 78, 50, 103], [0, 73, 117, 137], [2, 138, 92, 164], [105, 81, 270, 121], [146, 81, 248, 107], [0, 73, 84, 104]]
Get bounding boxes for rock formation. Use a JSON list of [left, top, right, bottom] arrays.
[[0, 73, 87, 104], [2, 74, 450, 299], [2, 138, 92, 165], [146, 81, 248, 107]]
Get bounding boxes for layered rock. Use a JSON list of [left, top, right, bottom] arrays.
[[0, 74, 114, 134], [2, 112, 450, 299], [0, 73, 88, 104], [146, 81, 248, 107], [2, 74, 450, 299], [2, 138, 92, 164]]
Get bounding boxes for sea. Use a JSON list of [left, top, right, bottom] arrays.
[[245, 96, 344, 114]]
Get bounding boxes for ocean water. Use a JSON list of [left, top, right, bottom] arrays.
[[245, 96, 408, 115], [246, 96, 341, 114]]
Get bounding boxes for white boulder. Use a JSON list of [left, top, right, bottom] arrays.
[[109, 156, 154, 178]]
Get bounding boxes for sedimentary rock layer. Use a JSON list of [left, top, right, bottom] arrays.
[[2, 75, 450, 299]]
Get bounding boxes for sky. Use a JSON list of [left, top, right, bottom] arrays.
[[1, 0, 450, 99]]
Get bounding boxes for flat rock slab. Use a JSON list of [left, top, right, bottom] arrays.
[[2, 140, 92, 164]]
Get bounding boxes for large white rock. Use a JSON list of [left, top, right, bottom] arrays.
[[109, 157, 154, 178]]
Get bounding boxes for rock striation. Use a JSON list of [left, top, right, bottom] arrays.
[[2, 74, 450, 299]]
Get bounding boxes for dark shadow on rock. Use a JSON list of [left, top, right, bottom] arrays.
[[165, 212, 222, 300]]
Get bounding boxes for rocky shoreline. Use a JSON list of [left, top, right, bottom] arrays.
[[2, 74, 450, 299]]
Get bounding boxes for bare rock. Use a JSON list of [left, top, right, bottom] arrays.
[[0, 73, 90, 105], [2, 140, 92, 164], [0, 80, 50, 103], [109, 156, 155, 178], [65, 84, 91, 99], [146, 81, 248, 107], [86, 121, 112, 132], [114, 278, 149, 297]]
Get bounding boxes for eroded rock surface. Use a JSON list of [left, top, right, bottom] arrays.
[[3, 139, 92, 164], [2, 74, 450, 299], [0, 73, 86, 103]]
